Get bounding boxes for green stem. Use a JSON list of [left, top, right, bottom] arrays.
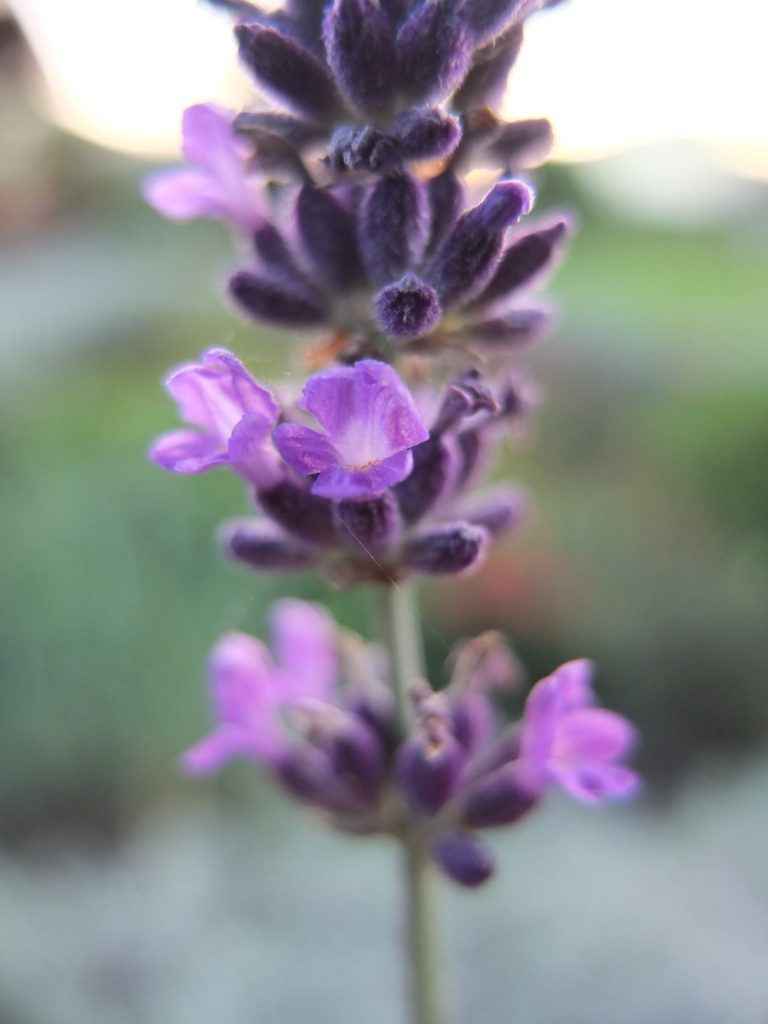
[[378, 583, 446, 1024]]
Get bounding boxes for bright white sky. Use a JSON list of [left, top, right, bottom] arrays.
[[9, 0, 768, 183]]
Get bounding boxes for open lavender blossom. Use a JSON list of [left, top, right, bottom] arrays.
[[182, 599, 337, 773], [183, 607, 640, 886], [272, 359, 429, 500], [517, 659, 641, 803], [143, 104, 263, 233], [149, 347, 281, 487]]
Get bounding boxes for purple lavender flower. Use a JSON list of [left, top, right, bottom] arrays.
[[273, 359, 429, 501], [182, 599, 336, 774], [149, 347, 281, 486], [518, 659, 640, 803], [143, 105, 262, 233]]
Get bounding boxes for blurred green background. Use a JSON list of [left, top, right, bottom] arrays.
[[1, 7, 768, 1023]]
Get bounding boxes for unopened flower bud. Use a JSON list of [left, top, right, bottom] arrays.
[[323, 0, 397, 116], [236, 24, 341, 122], [460, 762, 538, 828], [396, 1, 474, 104], [433, 831, 496, 887], [229, 270, 328, 327], [374, 275, 441, 339], [402, 522, 489, 575], [221, 519, 318, 571], [359, 173, 429, 286], [398, 712, 464, 816]]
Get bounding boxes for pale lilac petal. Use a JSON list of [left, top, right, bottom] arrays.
[[208, 633, 285, 762], [518, 674, 560, 770], [299, 360, 428, 466], [554, 658, 596, 710], [554, 708, 637, 764], [228, 414, 283, 487], [272, 422, 341, 475], [149, 429, 227, 474], [166, 349, 279, 441], [143, 168, 221, 220], [208, 632, 274, 723], [181, 104, 246, 168], [180, 727, 248, 775], [313, 450, 413, 499], [269, 599, 338, 701], [552, 762, 641, 804]]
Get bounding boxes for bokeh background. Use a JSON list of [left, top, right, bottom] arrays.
[[1, 1, 767, 1021]]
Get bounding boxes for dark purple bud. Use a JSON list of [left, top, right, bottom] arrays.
[[486, 118, 554, 169], [220, 519, 318, 570], [293, 700, 386, 804], [453, 23, 523, 111], [450, 308, 551, 349], [460, 762, 538, 828], [394, 436, 452, 524], [398, 722, 464, 816], [458, 485, 529, 536], [460, 0, 526, 46], [426, 180, 533, 307], [396, 1, 474, 104], [425, 168, 465, 257], [470, 221, 568, 310], [451, 692, 495, 752], [379, 0, 408, 27], [229, 270, 328, 327], [296, 184, 361, 290], [253, 223, 302, 278], [327, 124, 399, 173], [359, 173, 429, 286], [433, 831, 496, 887], [391, 109, 461, 163], [236, 24, 341, 122], [323, 0, 397, 116], [234, 111, 327, 148], [278, 744, 367, 814], [334, 493, 402, 555], [433, 369, 498, 434], [402, 522, 489, 575], [257, 478, 338, 545], [375, 274, 441, 340], [454, 428, 488, 490], [329, 717, 387, 804]]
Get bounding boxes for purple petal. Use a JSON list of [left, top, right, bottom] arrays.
[[149, 429, 227, 474], [552, 762, 641, 804], [227, 413, 283, 487], [143, 168, 221, 221], [180, 726, 249, 775], [313, 450, 413, 500], [299, 359, 428, 466], [208, 632, 274, 723], [272, 422, 342, 476], [554, 658, 595, 710], [554, 708, 637, 764], [181, 103, 246, 168], [269, 599, 338, 702], [165, 348, 279, 440], [518, 673, 560, 778]]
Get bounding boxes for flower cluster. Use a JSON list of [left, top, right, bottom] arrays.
[[147, 0, 640, 890], [184, 600, 639, 886], [145, 0, 571, 361], [151, 348, 533, 582]]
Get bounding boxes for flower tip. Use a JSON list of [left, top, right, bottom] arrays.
[[374, 275, 442, 339]]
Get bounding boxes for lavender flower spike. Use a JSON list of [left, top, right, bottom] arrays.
[[273, 360, 429, 501], [143, 105, 262, 233], [518, 659, 640, 803], [150, 348, 282, 487], [182, 600, 337, 774]]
